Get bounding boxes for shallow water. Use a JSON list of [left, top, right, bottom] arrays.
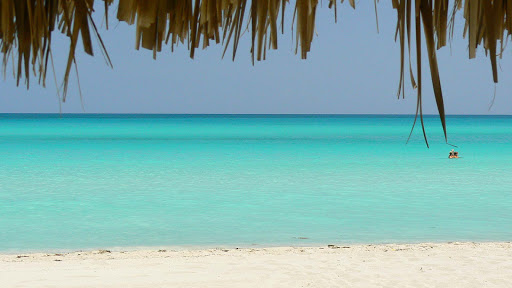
[[0, 114, 511, 252]]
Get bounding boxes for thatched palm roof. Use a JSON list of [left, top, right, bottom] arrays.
[[1, 0, 510, 144]]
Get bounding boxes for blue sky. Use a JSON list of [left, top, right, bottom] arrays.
[[1, 1, 510, 114]]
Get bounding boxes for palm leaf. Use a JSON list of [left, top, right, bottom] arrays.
[[1, 1, 510, 144]]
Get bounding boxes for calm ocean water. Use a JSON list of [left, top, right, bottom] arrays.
[[0, 114, 511, 252]]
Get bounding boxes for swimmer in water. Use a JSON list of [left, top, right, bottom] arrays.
[[449, 149, 459, 158]]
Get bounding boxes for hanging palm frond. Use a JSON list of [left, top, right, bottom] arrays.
[[1, 1, 510, 144]]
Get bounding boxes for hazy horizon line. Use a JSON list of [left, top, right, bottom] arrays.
[[1, 113, 510, 116]]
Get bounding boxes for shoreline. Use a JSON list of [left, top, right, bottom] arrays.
[[1, 239, 508, 255], [3, 242, 512, 287], [3, 240, 511, 257]]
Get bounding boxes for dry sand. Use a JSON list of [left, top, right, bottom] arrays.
[[1, 242, 511, 288]]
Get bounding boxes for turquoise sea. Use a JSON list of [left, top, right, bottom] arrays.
[[0, 114, 511, 252]]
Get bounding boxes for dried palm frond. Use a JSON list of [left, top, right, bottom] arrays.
[[0, 0, 112, 101], [1, 1, 511, 144], [394, 0, 511, 146]]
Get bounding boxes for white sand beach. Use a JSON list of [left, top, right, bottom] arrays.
[[1, 242, 511, 288]]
